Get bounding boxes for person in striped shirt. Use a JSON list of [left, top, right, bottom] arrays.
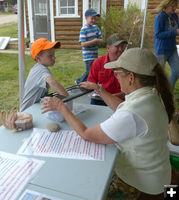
[[76, 8, 103, 84]]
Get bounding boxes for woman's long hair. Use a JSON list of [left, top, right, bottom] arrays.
[[122, 64, 175, 123], [156, 0, 178, 13]]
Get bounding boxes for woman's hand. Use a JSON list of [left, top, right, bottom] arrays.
[[41, 97, 64, 114], [80, 81, 99, 91]]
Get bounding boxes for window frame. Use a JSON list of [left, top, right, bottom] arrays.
[[56, 0, 80, 18], [91, 0, 100, 14]]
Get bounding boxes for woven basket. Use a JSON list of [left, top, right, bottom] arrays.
[[168, 112, 179, 145], [15, 112, 33, 131]]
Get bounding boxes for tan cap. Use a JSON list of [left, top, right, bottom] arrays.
[[107, 33, 127, 46], [104, 48, 158, 76]]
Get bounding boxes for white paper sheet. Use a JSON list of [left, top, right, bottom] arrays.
[[17, 128, 105, 161], [19, 189, 63, 200], [0, 151, 44, 200]]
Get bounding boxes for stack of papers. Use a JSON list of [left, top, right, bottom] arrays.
[[17, 128, 105, 161], [0, 151, 44, 200]]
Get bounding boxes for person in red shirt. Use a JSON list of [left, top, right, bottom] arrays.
[[88, 33, 127, 105]]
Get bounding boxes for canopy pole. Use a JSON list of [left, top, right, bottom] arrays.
[[18, 0, 25, 108], [140, 0, 148, 48]]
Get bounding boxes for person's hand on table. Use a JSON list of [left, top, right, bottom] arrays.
[[80, 81, 99, 91], [41, 97, 64, 114]]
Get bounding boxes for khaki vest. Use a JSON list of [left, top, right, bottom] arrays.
[[115, 87, 171, 194]]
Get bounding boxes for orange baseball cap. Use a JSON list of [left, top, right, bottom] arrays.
[[31, 38, 61, 60]]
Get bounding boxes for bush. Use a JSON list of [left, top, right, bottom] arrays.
[[8, 6, 13, 13], [97, 4, 155, 49]]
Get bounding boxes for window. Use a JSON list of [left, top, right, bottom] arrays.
[[35, 0, 47, 15], [56, 0, 78, 17], [91, 0, 100, 14]]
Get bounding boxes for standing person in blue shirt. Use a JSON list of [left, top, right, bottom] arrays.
[[76, 8, 103, 84], [154, 0, 179, 91]]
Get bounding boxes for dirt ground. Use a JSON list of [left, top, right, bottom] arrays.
[[0, 14, 18, 25]]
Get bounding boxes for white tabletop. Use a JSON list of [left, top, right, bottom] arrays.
[[0, 103, 119, 200]]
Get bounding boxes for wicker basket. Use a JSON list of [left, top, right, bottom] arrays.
[[15, 112, 33, 131]]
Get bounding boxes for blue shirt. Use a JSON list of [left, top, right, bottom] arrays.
[[79, 24, 102, 61], [154, 11, 179, 54]]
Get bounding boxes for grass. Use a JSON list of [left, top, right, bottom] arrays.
[[0, 48, 178, 112], [0, 23, 18, 38], [0, 48, 107, 111], [0, 12, 14, 15], [0, 23, 108, 112]]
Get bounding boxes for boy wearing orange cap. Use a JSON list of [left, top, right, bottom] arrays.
[[20, 38, 68, 111]]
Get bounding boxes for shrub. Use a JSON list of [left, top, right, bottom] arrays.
[[8, 6, 13, 13], [97, 4, 155, 49]]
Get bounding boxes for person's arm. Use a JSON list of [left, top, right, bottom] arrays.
[[41, 98, 147, 144], [41, 97, 115, 144], [80, 82, 123, 111], [81, 38, 103, 47], [46, 76, 68, 96], [154, 14, 178, 39], [97, 85, 123, 111], [113, 92, 125, 99]]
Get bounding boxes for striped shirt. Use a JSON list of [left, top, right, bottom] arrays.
[[79, 24, 102, 61]]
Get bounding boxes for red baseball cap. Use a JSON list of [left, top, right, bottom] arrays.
[[31, 38, 61, 60]]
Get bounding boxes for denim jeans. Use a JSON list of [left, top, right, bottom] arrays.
[[155, 49, 179, 91], [76, 60, 94, 84]]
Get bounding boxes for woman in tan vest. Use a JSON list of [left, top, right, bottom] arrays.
[[41, 48, 175, 200]]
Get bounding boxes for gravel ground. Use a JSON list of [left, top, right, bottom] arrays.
[[0, 14, 17, 25]]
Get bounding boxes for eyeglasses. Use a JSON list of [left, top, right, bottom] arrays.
[[114, 69, 123, 77], [113, 69, 130, 78]]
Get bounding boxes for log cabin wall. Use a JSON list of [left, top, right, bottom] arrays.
[[107, 0, 124, 10], [54, 0, 124, 49], [25, 0, 179, 49], [54, 0, 82, 49], [147, 0, 160, 14]]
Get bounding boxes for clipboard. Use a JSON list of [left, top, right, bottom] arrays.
[[46, 85, 92, 103]]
